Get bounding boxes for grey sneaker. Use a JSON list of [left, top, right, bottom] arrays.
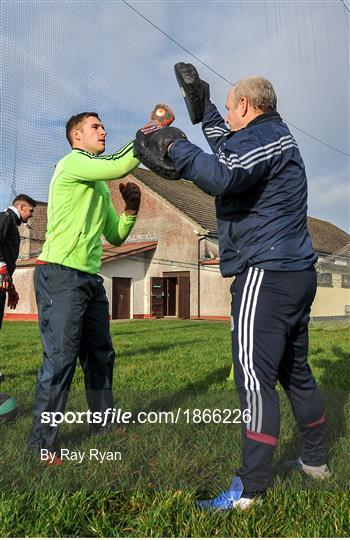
[[284, 457, 331, 480]]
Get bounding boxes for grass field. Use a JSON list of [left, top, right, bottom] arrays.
[[0, 320, 349, 537]]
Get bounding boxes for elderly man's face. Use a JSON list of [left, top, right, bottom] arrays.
[[225, 88, 245, 132]]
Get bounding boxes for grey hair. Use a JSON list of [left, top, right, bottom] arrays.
[[232, 77, 277, 112]]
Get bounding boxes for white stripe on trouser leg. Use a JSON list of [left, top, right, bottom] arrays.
[[238, 267, 259, 431], [242, 268, 260, 430], [248, 269, 264, 432], [238, 268, 253, 424]]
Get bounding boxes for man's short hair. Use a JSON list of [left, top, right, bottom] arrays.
[[66, 112, 100, 146], [12, 194, 36, 207], [232, 77, 277, 112]]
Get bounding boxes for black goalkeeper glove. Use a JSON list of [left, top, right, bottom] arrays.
[[133, 125, 187, 180], [174, 62, 210, 124]]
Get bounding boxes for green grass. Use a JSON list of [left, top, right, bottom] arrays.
[[0, 320, 349, 537]]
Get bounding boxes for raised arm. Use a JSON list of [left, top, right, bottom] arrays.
[[202, 103, 231, 154], [64, 141, 140, 182]]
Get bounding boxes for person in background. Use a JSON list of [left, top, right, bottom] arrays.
[[0, 194, 36, 384], [0, 194, 36, 326]]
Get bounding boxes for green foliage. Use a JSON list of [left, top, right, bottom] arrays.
[[0, 321, 349, 537]]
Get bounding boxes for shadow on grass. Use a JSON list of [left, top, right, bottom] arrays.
[[274, 345, 349, 483], [111, 322, 218, 336], [131, 366, 229, 418], [119, 339, 201, 359], [4, 369, 39, 380], [66, 366, 229, 446], [317, 346, 350, 449]]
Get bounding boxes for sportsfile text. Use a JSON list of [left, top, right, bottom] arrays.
[[40, 407, 252, 426]]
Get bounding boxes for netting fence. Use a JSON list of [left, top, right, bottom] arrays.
[[311, 243, 350, 328], [1, 1, 349, 214], [1, 0, 349, 327]]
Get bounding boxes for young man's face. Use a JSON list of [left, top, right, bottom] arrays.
[[73, 116, 107, 155], [18, 203, 35, 223]]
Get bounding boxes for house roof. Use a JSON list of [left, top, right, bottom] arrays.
[[16, 242, 158, 268], [101, 241, 157, 263], [131, 168, 218, 233], [17, 257, 38, 267], [200, 258, 220, 266], [307, 217, 350, 255], [132, 168, 350, 255]]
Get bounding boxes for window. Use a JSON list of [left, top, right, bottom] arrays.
[[342, 275, 350, 288], [317, 272, 333, 287], [335, 258, 347, 266]]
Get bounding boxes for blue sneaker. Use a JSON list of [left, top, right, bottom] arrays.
[[197, 477, 255, 511]]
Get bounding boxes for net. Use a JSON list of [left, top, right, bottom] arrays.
[[311, 243, 350, 328], [1, 0, 349, 235]]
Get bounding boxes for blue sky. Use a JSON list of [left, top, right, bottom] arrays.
[[1, 0, 349, 231]]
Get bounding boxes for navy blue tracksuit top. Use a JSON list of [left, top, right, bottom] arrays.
[[169, 103, 317, 277]]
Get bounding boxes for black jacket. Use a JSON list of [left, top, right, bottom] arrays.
[[0, 208, 21, 276]]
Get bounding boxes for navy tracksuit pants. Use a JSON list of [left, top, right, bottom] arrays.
[[28, 264, 115, 453], [231, 266, 326, 495]]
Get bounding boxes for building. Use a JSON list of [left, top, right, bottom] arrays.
[[5, 168, 350, 321]]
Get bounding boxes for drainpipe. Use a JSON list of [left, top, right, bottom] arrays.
[[197, 235, 207, 319]]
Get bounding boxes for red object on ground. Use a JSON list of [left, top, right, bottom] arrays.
[[42, 455, 63, 466]]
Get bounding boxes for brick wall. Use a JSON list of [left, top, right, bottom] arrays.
[[18, 202, 47, 259], [110, 174, 203, 257], [10, 175, 232, 318], [109, 175, 210, 316], [4, 267, 37, 318]]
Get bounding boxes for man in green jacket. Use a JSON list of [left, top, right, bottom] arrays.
[[28, 112, 142, 463]]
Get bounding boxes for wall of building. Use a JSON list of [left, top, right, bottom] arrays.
[[100, 256, 149, 317], [4, 267, 37, 318], [9, 177, 350, 321], [311, 284, 350, 317], [200, 265, 232, 318], [6, 258, 149, 320], [9, 264, 350, 320], [110, 177, 207, 317], [18, 203, 48, 260]]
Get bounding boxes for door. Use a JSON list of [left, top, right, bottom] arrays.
[[164, 277, 177, 316], [112, 278, 131, 319], [178, 276, 190, 319], [151, 277, 164, 318]]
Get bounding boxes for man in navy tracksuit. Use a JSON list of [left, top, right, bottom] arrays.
[[168, 77, 329, 509]]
